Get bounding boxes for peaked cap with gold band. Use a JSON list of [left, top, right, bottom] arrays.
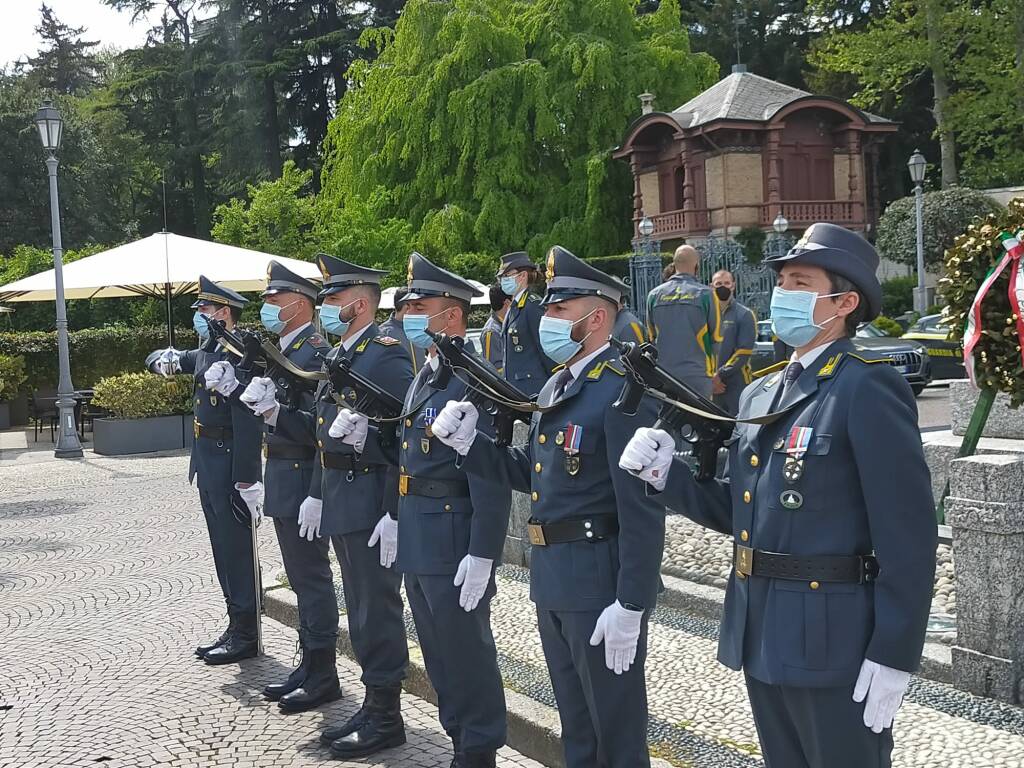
[[495, 250, 536, 277], [317, 252, 389, 297], [404, 251, 481, 303], [190, 274, 247, 309], [541, 245, 626, 306], [763, 222, 882, 321], [261, 259, 320, 301]]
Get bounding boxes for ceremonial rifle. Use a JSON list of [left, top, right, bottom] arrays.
[[609, 337, 734, 481]]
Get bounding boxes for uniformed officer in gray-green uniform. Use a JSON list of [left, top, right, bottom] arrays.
[[231, 261, 340, 711], [621, 223, 937, 768], [332, 252, 511, 768], [612, 296, 648, 346], [498, 251, 557, 397], [303, 254, 415, 759], [433, 246, 666, 768], [646, 244, 722, 398], [146, 276, 263, 664], [710, 269, 757, 416]]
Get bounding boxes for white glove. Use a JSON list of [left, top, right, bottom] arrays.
[[240, 376, 279, 417], [368, 514, 399, 569], [328, 408, 368, 452], [154, 349, 181, 377], [297, 496, 323, 541], [618, 427, 675, 491], [234, 481, 264, 521], [431, 400, 479, 456], [853, 659, 911, 733], [453, 554, 493, 612], [589, 600, 644, 675], [204, 360, 239, 396]]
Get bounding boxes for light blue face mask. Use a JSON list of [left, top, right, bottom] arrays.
[[403, 309, 450, 349], [193, 311, 212, 341], [499, 275, 519, 297], [319, 301, 357, 337], [770, 287, 842, 348], [538, 309, 595, 364], [260, 299, 300, 335]]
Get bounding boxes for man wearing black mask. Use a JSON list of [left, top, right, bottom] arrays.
[[710, 270, 757, 416]]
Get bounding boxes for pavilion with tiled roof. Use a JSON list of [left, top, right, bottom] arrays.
[[614, 66, 897, 241]]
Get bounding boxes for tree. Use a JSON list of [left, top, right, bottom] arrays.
[[875, 186, 1002, 268], [809, 0, 960, 188], [319, 0, 717, 266], [17, 4, 101, 95]]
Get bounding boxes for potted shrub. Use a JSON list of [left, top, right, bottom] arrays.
[[0, 354, 28, 429], [91, 372, 194, 455]]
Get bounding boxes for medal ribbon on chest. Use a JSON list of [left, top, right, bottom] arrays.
[[782, 425, 812, 485], [564, 422, 582, 476]]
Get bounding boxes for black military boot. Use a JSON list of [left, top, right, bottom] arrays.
[[319, 688, 370, 745], [448, 731, 462, 768], [278, 646, 342, 713], [203, 614, 258, 665], [329, 684, 406, 758], [462, 751, 497, 768], [195, 616, 234, 658], [263, 642, 309, 701]]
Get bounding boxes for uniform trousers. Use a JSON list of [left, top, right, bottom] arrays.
[[745, 673, 894, 768], [331, 530, 408, 685], [273, 516, 337, 649], [404, 572, 506, 752], [537, 608, 651, 768], [198, 488, 257, 618]]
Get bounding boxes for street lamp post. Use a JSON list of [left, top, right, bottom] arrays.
[[908, 149, 928, 314], [630, 215, 661, 325], [35, 101, 83, 458]]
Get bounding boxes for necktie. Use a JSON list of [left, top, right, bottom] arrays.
[[553, 368, 574, 401], [782, 361, 803, 397]]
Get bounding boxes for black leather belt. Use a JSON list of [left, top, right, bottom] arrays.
[[194, 422, 232, 441], [734, 545, 878, 584], [398, 474, 470, 498], [527, 515, 618, 547], [264, 443, 315, 461], [321, 452, 382, 474]]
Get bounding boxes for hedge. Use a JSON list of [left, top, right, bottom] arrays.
[[0, 325, 199, 393], [91, 373, 194, 420]]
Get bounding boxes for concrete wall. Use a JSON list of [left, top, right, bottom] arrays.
[[980, 186, 1024, 207]]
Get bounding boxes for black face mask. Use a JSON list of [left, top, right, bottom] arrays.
[[715, 285, 732, 302]]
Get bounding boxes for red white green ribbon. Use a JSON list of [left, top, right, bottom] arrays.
[[963, 230, 1024, 387]]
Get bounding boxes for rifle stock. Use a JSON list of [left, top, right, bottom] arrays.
[[426, 330, 534, 447], [609, 337, 733, 481]]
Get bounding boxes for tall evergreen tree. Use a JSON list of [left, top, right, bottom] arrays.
[[18, 4, 102, 95]]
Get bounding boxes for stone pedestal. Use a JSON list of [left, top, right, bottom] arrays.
[[502, 421, 532, 567], [951, 381, 1024, 439], [946, 454, 1024, 703]]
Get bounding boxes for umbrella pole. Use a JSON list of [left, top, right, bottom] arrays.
[[165, 283, 175, 348]]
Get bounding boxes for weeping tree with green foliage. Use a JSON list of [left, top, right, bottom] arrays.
[[318, 0, 718, 269]]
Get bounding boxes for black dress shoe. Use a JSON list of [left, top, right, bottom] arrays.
[[263, 645, 309, 701], [329, 684, 406, 759], [320, 689, 370, 745], [195, 618, 234, 658], [203, 633, 258, 665], [278, 647, 342, 713]]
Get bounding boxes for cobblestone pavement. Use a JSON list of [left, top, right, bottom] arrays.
[[0, 442, 541, 768], [4, 437, 1023, 768]]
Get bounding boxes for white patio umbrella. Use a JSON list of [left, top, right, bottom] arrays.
[[0, 232, 320, 342], [379, 280, 492, 310]]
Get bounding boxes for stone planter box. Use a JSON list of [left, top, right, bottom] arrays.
[[0, 394, 28, 430], [93, 413, 191, 456]]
